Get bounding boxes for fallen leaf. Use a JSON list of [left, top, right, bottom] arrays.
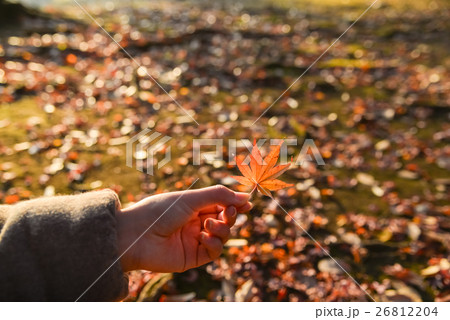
[[4, 194, 20, 204], [65, 53, 77, 65], [421, 265, 440, 277], [235, 279, 254, 302]]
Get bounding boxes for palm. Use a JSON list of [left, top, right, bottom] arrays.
[[144, 215, 204, 273]]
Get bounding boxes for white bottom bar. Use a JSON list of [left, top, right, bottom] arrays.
[[1, 302, 449, 320]]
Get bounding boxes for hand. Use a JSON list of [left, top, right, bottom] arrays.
[[115, 185, 252, 273]]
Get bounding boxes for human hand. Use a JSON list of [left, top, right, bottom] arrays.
[[116, 185, 252, 273]]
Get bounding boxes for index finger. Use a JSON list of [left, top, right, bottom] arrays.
[[182, 185, 250, 211]]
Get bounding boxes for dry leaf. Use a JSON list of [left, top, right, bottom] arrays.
[[231, 140, 293, 197]]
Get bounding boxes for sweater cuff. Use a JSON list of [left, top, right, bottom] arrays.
[[0, 189, 129, 301]]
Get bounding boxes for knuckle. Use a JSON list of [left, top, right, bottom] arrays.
[[214, 184, 233, 197], [214, 184, 227, 192]]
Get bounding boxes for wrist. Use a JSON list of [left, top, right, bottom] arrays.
[[115, 209, 138, 272]]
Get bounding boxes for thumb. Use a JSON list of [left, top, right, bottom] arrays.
[[182, 185, 250, 212]]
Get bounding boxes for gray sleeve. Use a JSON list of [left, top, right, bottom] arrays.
[[0, 189, 129, 301]]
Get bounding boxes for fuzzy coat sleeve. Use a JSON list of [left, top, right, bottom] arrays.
[[0, 189, 129, 301]]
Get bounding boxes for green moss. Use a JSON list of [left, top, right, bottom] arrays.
[[319, 58, 375, 69]]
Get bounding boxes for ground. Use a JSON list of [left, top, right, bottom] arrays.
[[0, 0, 449, 301]]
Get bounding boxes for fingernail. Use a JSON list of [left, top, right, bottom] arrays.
[[206, 219, 213, 230], [200, 232, 207, 242], [230, 206, 237, 217], [235, 192, 250, 202]]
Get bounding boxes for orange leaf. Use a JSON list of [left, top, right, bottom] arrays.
[[230, 175, 253, 186], [236, 155, 253, 182], [254, 140, 285, 181], [257, 184, 273, 197], [231, 140, 293, 197], [249, 139, 264, 181], [5, 194, 19, 204], [66, 53, 77, 65], [261, 163, 291, 181], [259, 179, 294, 191]]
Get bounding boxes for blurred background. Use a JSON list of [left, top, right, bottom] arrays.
[[0, 0, 449, 301]]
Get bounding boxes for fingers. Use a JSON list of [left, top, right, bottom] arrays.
[[237, 202, 253, 213], [198, 232, 223, 261], [201, 205, 239, 229], [182, 185, 250, 212], [197, 205, 243, 266], [198, 205, 222, 215], [204, 218, 231, 243], [219, 206, 237, 227], [199, 201, 252, 218], [199, 212, 218, 228], [201, 202, 251, 225]]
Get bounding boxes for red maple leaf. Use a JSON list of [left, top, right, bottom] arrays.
[[231, 140, 293, 197]]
